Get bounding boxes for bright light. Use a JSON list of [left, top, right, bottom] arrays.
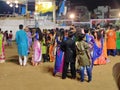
[[15, 0, 18, 4], [9, 3, 13, 7], [15, 4, 18, 8], [42, 2, 52, 9], [34, 12, 38, 15], [69, 13, 75, 19], [6, 1, 10, 4], [38, 1, 41, 5], [119, 12, 120, 17]]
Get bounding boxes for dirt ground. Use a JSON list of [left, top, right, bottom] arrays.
[[0, 43, 119, 90]]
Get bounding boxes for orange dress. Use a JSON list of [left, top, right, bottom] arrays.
[[103, 39, 108, 59], [49, 34, 55, 62], [94, 39, 106, 65], [106, 30, 116, 49]]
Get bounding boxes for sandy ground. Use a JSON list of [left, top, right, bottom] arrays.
[[0, 43, 119, 90]]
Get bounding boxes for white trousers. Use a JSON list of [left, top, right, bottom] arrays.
[[19, 56, 27, 66]]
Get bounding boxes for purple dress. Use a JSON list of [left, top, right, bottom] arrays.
[[53, 37, 67, 75]]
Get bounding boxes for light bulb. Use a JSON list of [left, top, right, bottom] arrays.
[[6, 1, 10, 4], [15, 0, 18, 4], [15, 4, 18, 8], [10, 3, 13, 7]]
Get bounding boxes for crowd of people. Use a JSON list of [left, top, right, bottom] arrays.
[[0, 24, 119, 83]]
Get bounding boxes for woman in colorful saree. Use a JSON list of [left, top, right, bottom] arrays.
[[53, 29, 68, 76], [0, 28, 5, 63], [31, 28, 43, 66]]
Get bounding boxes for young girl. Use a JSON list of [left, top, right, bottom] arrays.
[[31, 28, 43, 66], [76, 33, 92, 82]]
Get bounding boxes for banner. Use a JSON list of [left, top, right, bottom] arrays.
[[59, 0, 66, 16], [21, 6, 26, 15], [36, 2, 53, 13]]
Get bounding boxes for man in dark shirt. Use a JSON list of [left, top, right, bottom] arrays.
[[61, 31, 76, 79]]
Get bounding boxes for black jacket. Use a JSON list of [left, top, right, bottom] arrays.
[[61, 38, 76, 63]]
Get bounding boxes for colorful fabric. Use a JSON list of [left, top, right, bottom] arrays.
[[59, 0, 66, 16], [107, 30, 116, 49], [92, 39, 103, 63], [32, 40, 42, 63], [15, 30, 28, 56], [27, 31, 32, 48], [0, 34, 5, 62], [54, 37, 67, 74], [54, 47, 64, 74], [93, 38, 106, 65], [41, 38, 47, 54], [85, 34, 95, 51], [0, 34, 3, 54], [116, 31, 120, 49]]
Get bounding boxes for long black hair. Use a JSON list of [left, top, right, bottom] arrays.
[[36, 28, 43, 41]]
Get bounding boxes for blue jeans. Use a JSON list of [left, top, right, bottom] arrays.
[[80, 66, 92, 81], [107, 49, 116, 56]]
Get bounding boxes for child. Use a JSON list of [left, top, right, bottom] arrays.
[[8, 30, 13, 46], [76, 33, 92, 82]]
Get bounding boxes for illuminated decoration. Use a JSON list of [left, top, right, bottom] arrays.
[[69, 13, 75, 19], [6, 1, 10, 4], [15, 4, 18, 8], [6, 0, 19, 8], [119, 12, 120, 17], [36, 2, 54, 13], [14, 0, 18, 4], [10, 3, 13, 7]]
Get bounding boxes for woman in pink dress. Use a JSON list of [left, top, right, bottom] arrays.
[[31, 28, 43, 66]]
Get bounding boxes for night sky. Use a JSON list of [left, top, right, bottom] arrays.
[[0, 0, 120, 14], [70, 0, 120, 10]]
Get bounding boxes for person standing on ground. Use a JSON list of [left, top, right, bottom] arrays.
[[0, 28, 5, 63], [61, 31, 76, 79], [106, 25, 116, 56], [31, 28, 42, 66], [15, 24, 28, 66], [8, 30, 13, 46], [76, 33, 92, 82]]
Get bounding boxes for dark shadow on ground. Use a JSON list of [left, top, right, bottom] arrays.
[[42, 65, 54, 76], [7, 55, 32, 65], [6, 55, 19, 65]]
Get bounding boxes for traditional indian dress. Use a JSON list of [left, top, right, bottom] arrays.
[[116, 31, 120, 55], [32, 33, 42, 64], [15, 29, 28, 66], [16, 30, 28, 56], [106, 29, 116, 56], [0, 34, 5, 63], [49, 34, 55, 62], [53, 37, 67, 76], [85, 34, 95, 59], [94, 38, 106, 65], [41, 37, 47, 62]]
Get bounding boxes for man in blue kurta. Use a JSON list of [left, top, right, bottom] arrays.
[[15, 24, 28, 66]]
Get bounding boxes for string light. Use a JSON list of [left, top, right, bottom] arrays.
[[6, 0, 19, 8]]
